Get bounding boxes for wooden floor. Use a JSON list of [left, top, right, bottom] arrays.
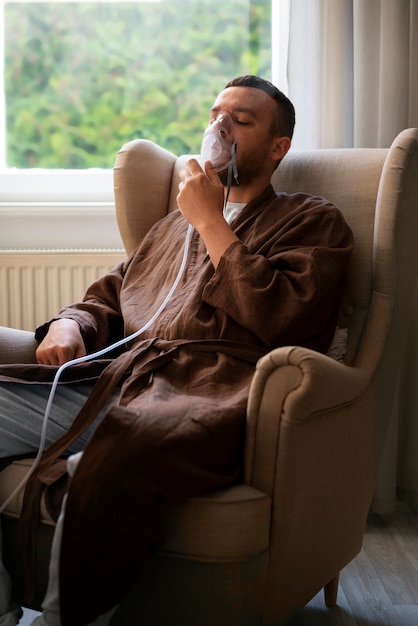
[[286, 502, 418, 626]]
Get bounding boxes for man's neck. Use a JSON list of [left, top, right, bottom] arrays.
[[225, 178, 271, 203]]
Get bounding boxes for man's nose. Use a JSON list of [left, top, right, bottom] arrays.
[[214, 113, 234, 138]]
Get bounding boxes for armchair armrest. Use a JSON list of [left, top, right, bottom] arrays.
[[245, 346, 370, 491], [245, 346, 375, 622], [0, 326, 38, 364]]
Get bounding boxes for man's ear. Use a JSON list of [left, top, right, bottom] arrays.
[[271, 136, 291, 165]]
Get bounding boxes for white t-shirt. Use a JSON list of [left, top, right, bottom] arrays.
[[223, 201, 247, 225]]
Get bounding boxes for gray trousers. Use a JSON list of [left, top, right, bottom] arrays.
[[0, 382, 119, 626]]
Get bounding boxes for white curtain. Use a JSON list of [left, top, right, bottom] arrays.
[[286, 0, 418, 150], [281, 0, 418, 513]]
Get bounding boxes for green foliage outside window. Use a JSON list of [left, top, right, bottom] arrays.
[[5, 0, 271, 168]]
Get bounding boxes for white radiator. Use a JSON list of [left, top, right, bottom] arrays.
[[0, 250, 125, 331]]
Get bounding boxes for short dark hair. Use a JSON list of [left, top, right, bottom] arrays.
[[225, 75, 295, 139]]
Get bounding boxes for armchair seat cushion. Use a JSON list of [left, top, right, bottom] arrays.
[[162, 484, 271, 561], [0, 459, 54, 525], [1, 459, 270, 562]]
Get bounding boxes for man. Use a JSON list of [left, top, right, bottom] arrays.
[[0, 75, 353, 626]]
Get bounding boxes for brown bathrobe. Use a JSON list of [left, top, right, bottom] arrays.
[[0, 185, 354, 625]]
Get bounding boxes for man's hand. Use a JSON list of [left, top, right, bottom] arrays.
[[36, 318, 86, 366], [177, 158, 225, 230], [177, 159, 239, 268]]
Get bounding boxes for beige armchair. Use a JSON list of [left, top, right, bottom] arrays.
[[1, 128, 418, 625]]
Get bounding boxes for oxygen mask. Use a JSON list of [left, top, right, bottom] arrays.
[[200, 112, 238, 177]]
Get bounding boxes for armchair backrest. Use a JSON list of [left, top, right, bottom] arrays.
[[114, 130, 418, 379]]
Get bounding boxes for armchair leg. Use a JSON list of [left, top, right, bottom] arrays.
[[324, 573, 339, 607]]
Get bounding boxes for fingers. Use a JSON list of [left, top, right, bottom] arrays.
[[177, 160, 202, 201], [186, 158, 203, 173], [36, 345, 70, 366], [35, 319, 87, 366], [179, 159, 203, 182], [36, 343, 85, 366], [179, 159, 217, 188], [204, 160, 221, 183], [176, 156, 225, 230]]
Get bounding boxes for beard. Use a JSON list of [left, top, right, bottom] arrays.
[[217, 165, 238, 187], [217, 141, 271, 188]]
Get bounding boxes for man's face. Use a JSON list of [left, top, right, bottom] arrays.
[[207, 86, 280, 186]]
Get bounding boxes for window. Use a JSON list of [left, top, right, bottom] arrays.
[[0, 0, 273, 249], [1, 0, 272, 169]]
